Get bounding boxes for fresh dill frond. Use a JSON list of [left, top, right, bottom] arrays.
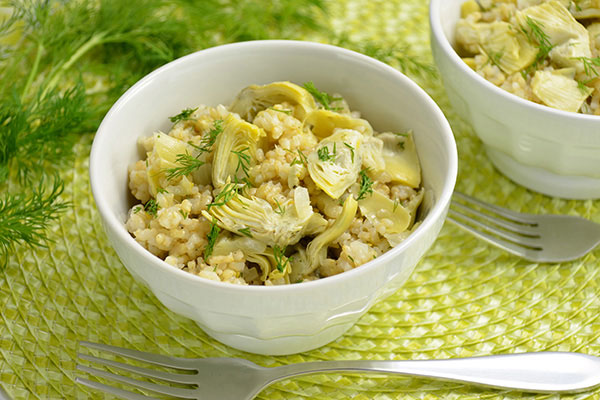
[[573, 56, 600, 78], [169, 107, 198, 124], [238, 227, 253, 237], [165, 152, 205, 181], [303, 81, 342, 110], [0, 177, 69, 268], [232, 147, 251, 178], [520, 17, 554, 69], [343, 142, 355, 163], [207, 181, 241, 210], [0, 84, 90, 184], [290, 149, 308, 166], [356, 169, 374, 201], [317, 146, 336, 162], [190, 119, 224, 154], [204, 219, 220, 259], [273, 199, 286, 215], [273, 245, 290, 273], [269, 107, 292, 115], [144, 198, 159, 217]]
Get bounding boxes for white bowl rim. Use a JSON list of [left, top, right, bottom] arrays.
[[90, 39, 458, 295], [429, 0, 600, 123]]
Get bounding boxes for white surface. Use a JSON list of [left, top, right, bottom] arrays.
[[429, 0, 600, 199], [89, 40, 457, 355]]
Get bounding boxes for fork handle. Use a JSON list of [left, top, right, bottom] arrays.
[[271, 352, 600, 393]]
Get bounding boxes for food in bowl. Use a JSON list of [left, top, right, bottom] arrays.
[[455, 0, 600, 114], [126, 81, 424, 286]]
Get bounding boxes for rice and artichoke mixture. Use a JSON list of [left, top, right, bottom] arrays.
[[126, 81, 424, 285], [455, 0, 600, 114]]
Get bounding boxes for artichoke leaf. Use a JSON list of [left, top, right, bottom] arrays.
[[303, 196, 358, 275], [531, 69, 593, 112], [358, 190, 411, 235], [202, 187, 325, 248], [230, 81, 316, 121], [307, 129, 363, 199], [480, 21, 538, 74], [303, 109, 373, 138], [378, 131, 421, 188], [211, 114, 266, 189], [361, 135, 385, 172], [146, 132, 200, 196]]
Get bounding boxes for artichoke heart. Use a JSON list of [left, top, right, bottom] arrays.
[[358, 190, 411, 235], [480, 21, 538, 74], [203, 186, 326, 248], [303, 109, 373, 138], [302, 196, 358, 276], [515, 1, 591, 71], [230, 81, 316, 121], [569, 0, 600, 18], [212, 236, 279, 282], [211, 114, 266, 189], [531, 69, 593, 112], [146, 132, 200, 196], [307, 129, 363, 199], [378, 131, 421, 188], [361, 135, 385, 172]]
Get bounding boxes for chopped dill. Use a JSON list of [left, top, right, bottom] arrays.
[[144, 198, 159, 217], [290, 149, 309, 166], [190, 119, 224, 154], [573, 56, 600, 78], [269, 107, 292, 115], [238, 227, 253, 237], [207, 181, 240, 210], [273, 199, 286, 215], [157, 188, 168, 194], [232, 147, 251, 178], [165, 152, 205, 181], [133, 206, 143, 214], [273, 245, 290, 272], [356, 169, 374, 201], [347, 254, 356, 263], [303, 81, 342, 110], [204, 219, 220, 259], [179, 209, 188, 219], [343, 142, 355, 163], [393, 199, 400, 212], [317, 146, 336, 162], [520, 17, 554, 69], [169, 107, 198, 124]]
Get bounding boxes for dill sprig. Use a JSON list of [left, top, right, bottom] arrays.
[[356, 169, 374, 201], [273, 245, 291, 273], [204, 219, 220, 259], [143, 198, 160, 217], [303, 81, 342, 110], [165, 152, 205, 181], [207, 181, 242, 210], [573, 56, 600, 79], [0, 178, 68, 268], [190, 119, 224, 154], [238, 227, 253, 238], [520, 17, 554, 69], [169, 107, 198, 124], [317, 145, 336, 162], [232, 147, 251, 178], [290, 149, 309, 166], [343, 142, 355, 163]]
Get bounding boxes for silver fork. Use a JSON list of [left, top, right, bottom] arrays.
[[447, 191, 600, 263], [75, 341, 600, 399]]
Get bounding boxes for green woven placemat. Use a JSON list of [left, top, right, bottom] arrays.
[[3, 0, 600, 399]]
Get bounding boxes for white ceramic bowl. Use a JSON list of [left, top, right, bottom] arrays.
[[430, 0, 600, 199], [90, 40, 457, 355]]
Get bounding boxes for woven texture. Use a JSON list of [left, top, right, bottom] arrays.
[[3, 0, 600, 398]]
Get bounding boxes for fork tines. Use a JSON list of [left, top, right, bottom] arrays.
[[76, 341, 199, 399], [448, 191, 543, 257]]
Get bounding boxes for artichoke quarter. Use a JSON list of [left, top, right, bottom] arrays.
[[377, 131, 421, 188], [211, 114, 266, 189], [303, 109, 373, 138], [202, 186, 327, 248], [307, 129, 363, 199]]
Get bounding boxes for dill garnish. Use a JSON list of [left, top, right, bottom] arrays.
[[165, 152, 205, 181], [343, 142, 355, 163], [169, 107, 198, 124], [303, 81, 342, 110], [520, 17, 554, 69], [356, 169, 374, 201], [207, 181, 241, 210], [238, 227, 253, 237], [317, 146, 336, 162], [268, 107, 292, 115], [204, 219, 220, 259], [290, 149, 309, 166], [144, 198, 159, 217], [273, 245, 290, 273], [232, 147, 251, 178], [273, 199, 286, 215]]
